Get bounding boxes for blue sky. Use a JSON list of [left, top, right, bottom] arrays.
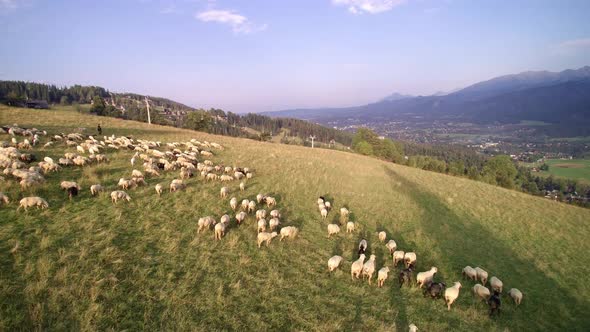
[[1, 0, 589, 113]]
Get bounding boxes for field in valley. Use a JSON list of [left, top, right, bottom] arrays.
[[1, 106, 590, 331]]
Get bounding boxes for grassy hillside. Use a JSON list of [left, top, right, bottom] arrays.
[[1, 105, 590, 331]]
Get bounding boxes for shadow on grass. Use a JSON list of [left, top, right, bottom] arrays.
[[384, 166, 590, 330]]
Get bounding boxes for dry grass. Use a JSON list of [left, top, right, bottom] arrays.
[[1, 105, 590, 331]]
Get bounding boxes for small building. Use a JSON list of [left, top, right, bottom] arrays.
[[25, 100, 49, 109]]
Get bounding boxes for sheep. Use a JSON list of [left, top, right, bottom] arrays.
[[378, 231, 387, 242], [416, 267, 438, 288], [214, 219, 229, 240], [220, 174, 234, 182], [462, 266, 477, 281], [424, 281, 446, 299], [490, 276, 503, 293], [328, 255, 343, 272], [257, 231, 278, 248], [473, 283, 491, 301], [170, 180, 186, 192], [409, 324, 418, 332], [279, 226, 298, 240], [197, 216, 216, 233], [241, 199, 250, 211], [317, 197, 324, 205], [118, 178, 135, 190], [131, 169, 143, 178], [269, 218, 280, 231], [475, 267, 488, 285], [60, 181, 80, 192], [393, 250, 405, 267], [377, 266, 390, 287], [247, 201, 256, 213], [256, 194, 266, 203], [90, 184, 104, 196], [488, 291, 501, 317], [257, 219, 267, 233], [399, 265, 414, 288], [256, 209, 267, 220], [235, 211, 247, 225], [132, 176, 146, 186], [358, 239, 368, 255], [206, 173, 218, 181], [0, 192, 10, 206], [385, 239, 397, 254], [324, 201, 331, 210], [220, 186, 229, 198], [508, 288, 523, 306], [340, 207, 349, 222], [66, 186, 79, 200], [239, 182, 245, 191], [18, 196, 48, 211], [346, 221, 356, 233], [444, 282, 462, 311], [246, 172, 253, 179], [325, 224, 340, 238], [320, 208, 328, 219], [404, 252, 417, 269], [155, 184, 163, 196], [270, 209, 281, 219], [351, 254, 366, 280], [265, 196, 276, 207], [230, 197, 238, 210], [110, 191, 131, 204]]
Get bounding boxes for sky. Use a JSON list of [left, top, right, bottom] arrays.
[[1, 0, 590, 113]]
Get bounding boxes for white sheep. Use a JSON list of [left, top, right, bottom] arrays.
[[409, 324, 418, 332], [269, 218, 280, 231], [18, 196, 49, 211], [351, 254, 366, 280], [279, 226, 298, 240], [241, 199, 250, 210], [320, 208, 328, 219], [239, 182, 245, 191], [324, 201, 331, 210], [220, 186, 229, 198], [155, 184, 163, 196], [90, 184, 104, 196], [385, 239, 397, 254], [327, 224, 340, 237], [317, 197, 324, 205], [404, 252, 417, 268], [235, 211, 247, 225], [214, 219, 229, 240], [270, 209, 281, 219], [490, 276, 503, 293], [110, 191, 131, 204], [256, 194, 266, 203], [444, 282, 462, 311], [378, 231, 387, 242], [475, 267, 488, 285], [197, 216, 216, 233], [362, 254, 377, 284], [393, 251, 405, 267], [508, 288, 523, 306], [340, 207, 349, 221], [265, 196, 276, 207], [257, 219, 267, 233], [230, 197, 238, 210], [472, 283, 491, 301], [131, 169, 143, 178], [256, 209, 267, 220], [416, 267, 438, 288], [328, 255, 343, 272], [462, 266, 477, 281], [346, 221, 356, 233], [257, 231, 278, 248], [377, 266, 390, 287], [247, 201, 256, 213]]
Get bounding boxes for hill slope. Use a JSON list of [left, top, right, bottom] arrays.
[[1, 106, 590, 331]]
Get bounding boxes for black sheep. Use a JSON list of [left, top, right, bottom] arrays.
[[488, 291, 501, 317], [67, 186, 79, 200], [423, 281, 446, 299], [399, 265, 414, 288]]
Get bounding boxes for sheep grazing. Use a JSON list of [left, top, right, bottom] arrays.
[[270, 209, 281, 219], [377, 266, 390, 287], [66, 186, 79, 200], [257, 231, 278, 248], [490, 276, 503, 293], [385, 239, 397, 254], [508, 288, 523, 306], [475, 267, 488, 285], [18, 196, 49, 211], [320, 208, 328, 219], [214, 219, 229, 240], [256, 194, 266, 204], [346, 221, 356, 233], [488, 291, 501, 317], [60, 181, 80, 192], [131, 169, 143, 178], [424, 281, 446, 299], [404, 252, 417, 269], [257, 219, 267, 233], [241, 199, 250, 211], [239, 182, 245, 191], [444, 282, 462, 311], [256, 209, 267, 220], [350, 254, 366, 280], [378, 231, 387, 242], [462, 266, 477, 281], [235, 211, 247, 225], [340, 207, 349, 222], [247, 201, 256, 213], [327, 224, 340, 237], [393, 250, 405, 267], [220, 186, 229, 198], [358, 239, 368, 255], [197, 216, 216, 233], [324, 201, 331, 210], [0, 192, 10, 206], [90, 184, 104, 196], [317, 197, 324, 205], [409, 324, 418, 332], [362, 254, 377, 285], [269, 218, 280, 231], [473, 283, 491, 301], [328, 255, 343, 272], [118, 178, 136, 190], [399, 265, 414, 288], [230, 197, 238, 210], [279, 226, 298, 240], [170, 179, 185, 192], [416, 267, 438, 288], [155, 184, 163, 196], [110, 191, 131, 204]]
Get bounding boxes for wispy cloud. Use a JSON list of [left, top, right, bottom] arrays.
[[332, 0, 406, 14], [195, 9, 266, 34], [553, 38, 590, 55], [1, 0, 22, 10]]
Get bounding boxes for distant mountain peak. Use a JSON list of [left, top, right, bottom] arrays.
[[380, 92, 413, 102]]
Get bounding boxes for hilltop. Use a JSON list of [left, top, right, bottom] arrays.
[[1, 106, 590, 331]]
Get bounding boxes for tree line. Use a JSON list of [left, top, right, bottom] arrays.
[[0, 81, 108, 106]]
